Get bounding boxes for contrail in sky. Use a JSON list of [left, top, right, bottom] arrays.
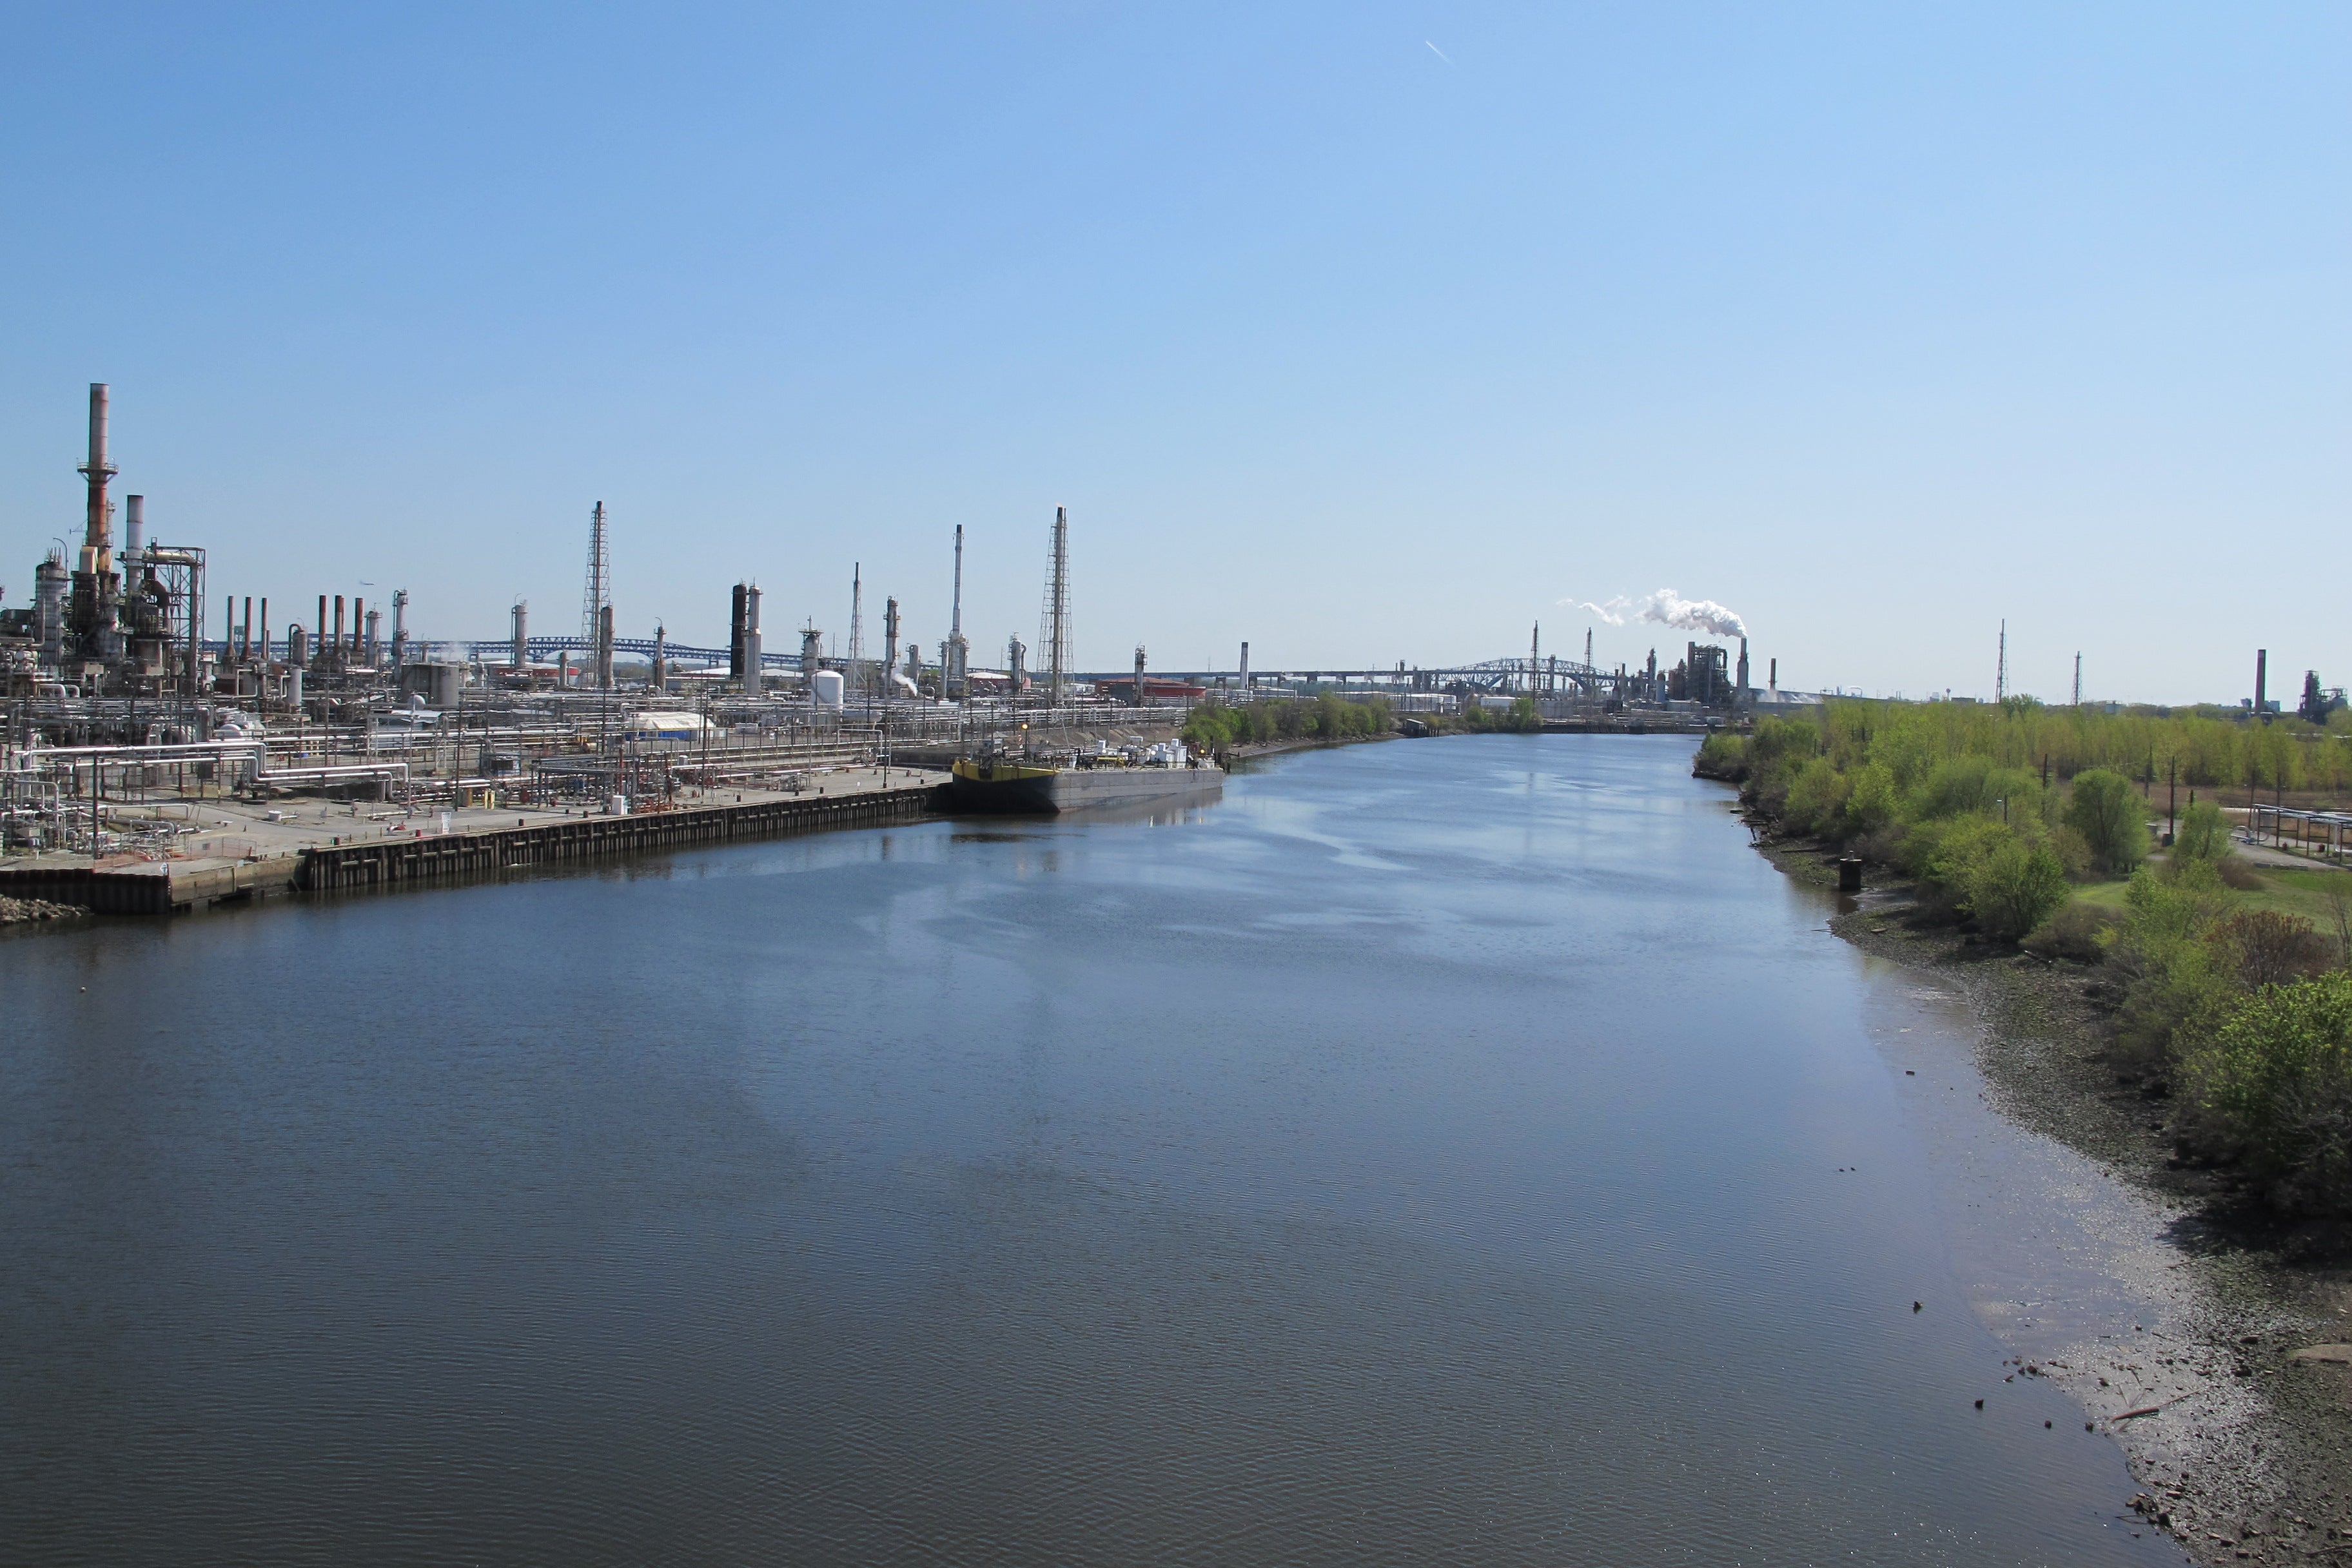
[[1425, 41, 1454, 65]]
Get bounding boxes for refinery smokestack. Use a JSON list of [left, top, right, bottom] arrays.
[[512, 600, 527, 671], [2256, 649, 2268, 716], [81, 383, 115, 560], [124, 494, 144, 568], [740, 583, 762, 694], [730, 583, 748, 680], [946, 525, 968, 699], [1239, 640, 1250, 693]]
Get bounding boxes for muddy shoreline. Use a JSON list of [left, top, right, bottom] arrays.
[[1753, 829, 2352, 1565]]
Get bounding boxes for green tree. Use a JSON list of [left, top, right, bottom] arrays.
[[2182, 971, 2352, 1214], [1842, 762, 1900, 839], [1965, 838, 2070, 941], [2064, 769, 2149, 876], [2172, 798, 2231, 863]]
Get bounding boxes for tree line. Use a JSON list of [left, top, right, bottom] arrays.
[[1181, 693, 1394, 752]]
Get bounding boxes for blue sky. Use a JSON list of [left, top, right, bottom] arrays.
[[1, 3, 2343, 701]]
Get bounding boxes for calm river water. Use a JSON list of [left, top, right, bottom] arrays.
[[2, 736, 2185, 1565]]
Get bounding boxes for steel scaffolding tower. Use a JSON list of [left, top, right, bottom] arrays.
[[1039, 506, 1070, 704]]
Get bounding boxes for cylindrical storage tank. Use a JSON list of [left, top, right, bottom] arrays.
[[428, 662, 462, 709], [812, 669, 844, 709], [35, 556, 67, 662], [608, 794, 630, 816]]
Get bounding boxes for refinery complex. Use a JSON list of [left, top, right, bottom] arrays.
[[1, 382, 1766, 909]]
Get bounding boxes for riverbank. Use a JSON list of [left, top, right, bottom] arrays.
[[1222, 730, 1401, 764], [1755, 831, 2352, 1565]]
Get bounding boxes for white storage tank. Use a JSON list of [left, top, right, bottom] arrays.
[[811, 669, 845, 710]]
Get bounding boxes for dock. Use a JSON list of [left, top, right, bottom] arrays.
[[0, 767, 950, 916]]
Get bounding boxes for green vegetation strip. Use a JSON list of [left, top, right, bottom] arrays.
[[1700, 700, 2352, 1219]]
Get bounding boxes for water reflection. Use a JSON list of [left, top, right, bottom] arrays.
[[0, 736, 2182, 1566]]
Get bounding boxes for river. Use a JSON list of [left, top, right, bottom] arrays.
[[1, 734, 2188, 1565]]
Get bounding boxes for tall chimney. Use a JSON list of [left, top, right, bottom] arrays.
[[1738, 636, 1750, 696], [946, 525, 967, 698], [730, 583, 748, 679], [317, 595, 328, 662], [883, 597, 900, 685], [391, 589, 407, 667], [512, 600, 528, 671], [259, 598, 268, 664], [80, 383, 115, 562], [334, 595, 346, 651], [950, 525, 964, 640], [597, 603, 614, 689], [364, 606, 380, 664], [1239, 640, 1250, 694], [2256, 649, 2268, 716], [351, 596, 364, 654], [124, 494, 144, 568], [740, 583, 763, 694], [652, 623, 667, 691]]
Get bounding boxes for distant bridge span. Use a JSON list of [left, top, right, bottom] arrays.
[[430, 640, 1662, 697]]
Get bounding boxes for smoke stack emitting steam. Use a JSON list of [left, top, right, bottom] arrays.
[[1559, 587, 1747, 640]]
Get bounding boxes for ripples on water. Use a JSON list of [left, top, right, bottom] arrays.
[[1, 736, 2184, 1565]]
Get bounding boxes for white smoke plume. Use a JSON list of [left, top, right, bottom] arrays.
[[1557, 588, 1747, 639]]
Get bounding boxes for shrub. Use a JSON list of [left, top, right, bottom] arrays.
[[1694, 732, 1748, 781], [1841, 762, 1900, 841], [2065, 769, 2150, 876], [2048, 825, 2095, 881], [2107, 861, 2240, 1068], [2022, 901, 2121, 964], [1782, 756, 1850, 838], [1906, 814, 2010, 892], [2219, 857, 2266, 891], [1966, 838, 2071, 942], [1914, 756, 1995, 821], [2182, 972, 2352, 1214], [2210, 909, 2333, 990], [2173, 798, 2232, 863]]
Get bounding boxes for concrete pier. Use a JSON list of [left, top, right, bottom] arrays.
[[300, 782, 945, 893], [1, 767, 952, 914]]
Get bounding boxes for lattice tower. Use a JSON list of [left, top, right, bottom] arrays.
[[582, 502, 610, 647]]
